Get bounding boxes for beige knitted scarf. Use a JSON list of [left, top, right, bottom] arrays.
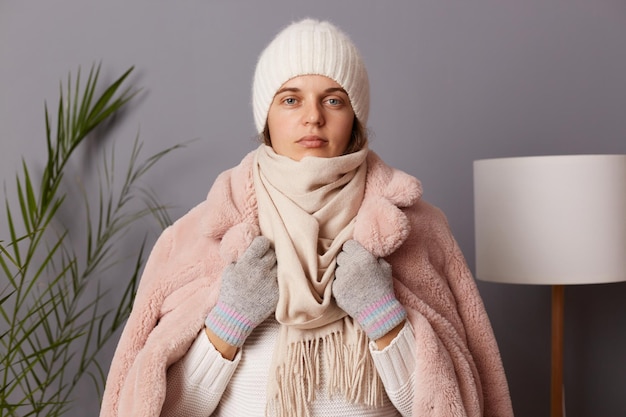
[[252, 145, 383, 416]]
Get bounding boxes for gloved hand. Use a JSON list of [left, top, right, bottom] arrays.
[[334, 239, 406, 341], [205, 236, 279, 348]]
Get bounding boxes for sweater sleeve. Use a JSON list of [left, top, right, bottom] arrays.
[[160, 330, 241, 417], [369, 321, 416, 417]]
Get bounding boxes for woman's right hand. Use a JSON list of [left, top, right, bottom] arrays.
[[205, 236, 278, 355]]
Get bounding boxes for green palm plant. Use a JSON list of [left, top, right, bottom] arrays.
[[0, 64, 180, 416]]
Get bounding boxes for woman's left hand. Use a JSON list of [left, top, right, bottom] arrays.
[[334, 240, 407, 342]]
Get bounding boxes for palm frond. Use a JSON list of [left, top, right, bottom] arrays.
[[0, 64, 179, 416]]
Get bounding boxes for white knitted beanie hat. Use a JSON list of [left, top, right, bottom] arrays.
[[252, 19, 370, 133]]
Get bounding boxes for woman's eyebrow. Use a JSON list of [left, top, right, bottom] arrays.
[[275, 87, 300, 95], [325, 87, 349, 95]]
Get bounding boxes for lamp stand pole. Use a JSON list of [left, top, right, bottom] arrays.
[[551, 284, 564, 417]]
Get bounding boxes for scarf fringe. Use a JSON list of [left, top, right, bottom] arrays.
[[267, 330, 384, 417]]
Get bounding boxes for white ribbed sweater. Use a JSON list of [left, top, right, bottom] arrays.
[[161, 319, 415, 417]]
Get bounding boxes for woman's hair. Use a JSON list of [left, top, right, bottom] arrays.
[[260, 115, 368, 154]]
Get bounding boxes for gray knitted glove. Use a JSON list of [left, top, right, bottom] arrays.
[[205, 236, 278, 347], [334, 239, 407, 341]]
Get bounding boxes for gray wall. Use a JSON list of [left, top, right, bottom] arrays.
[[2, 1, 625, 416]]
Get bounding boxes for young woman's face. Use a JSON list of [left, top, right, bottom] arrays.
[[266, 75, 355, 161]]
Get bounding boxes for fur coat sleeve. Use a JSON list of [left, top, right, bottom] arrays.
[[387, 200, 512, 416], [354, 151, 513, 416], [99, 150, 513, 417], [99, 153, 258, 417]]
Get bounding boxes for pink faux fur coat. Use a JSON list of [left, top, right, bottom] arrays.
[[100, 150, 513, 417]]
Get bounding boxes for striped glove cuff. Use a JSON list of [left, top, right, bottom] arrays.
[[205, 301, 256, 348], [355, 293, 407, 341]]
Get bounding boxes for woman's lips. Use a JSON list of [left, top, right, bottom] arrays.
[[297, 136, 327, 148]]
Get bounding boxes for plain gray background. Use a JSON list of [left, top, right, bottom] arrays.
[[2, 1, 625, 416]]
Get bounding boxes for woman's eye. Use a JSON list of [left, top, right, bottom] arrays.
[[326, 98, 342, 106], [283, 97, 297, 105]]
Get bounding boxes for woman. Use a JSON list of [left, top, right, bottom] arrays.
[[100, 19, 513, 417]]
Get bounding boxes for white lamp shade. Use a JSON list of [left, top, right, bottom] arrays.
[[474, 155, 626, 285]]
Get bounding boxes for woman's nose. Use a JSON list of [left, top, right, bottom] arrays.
[[303, 102, 323, 125]]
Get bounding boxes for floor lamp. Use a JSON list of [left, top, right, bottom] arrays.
[[473, 154, 626, 417]]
